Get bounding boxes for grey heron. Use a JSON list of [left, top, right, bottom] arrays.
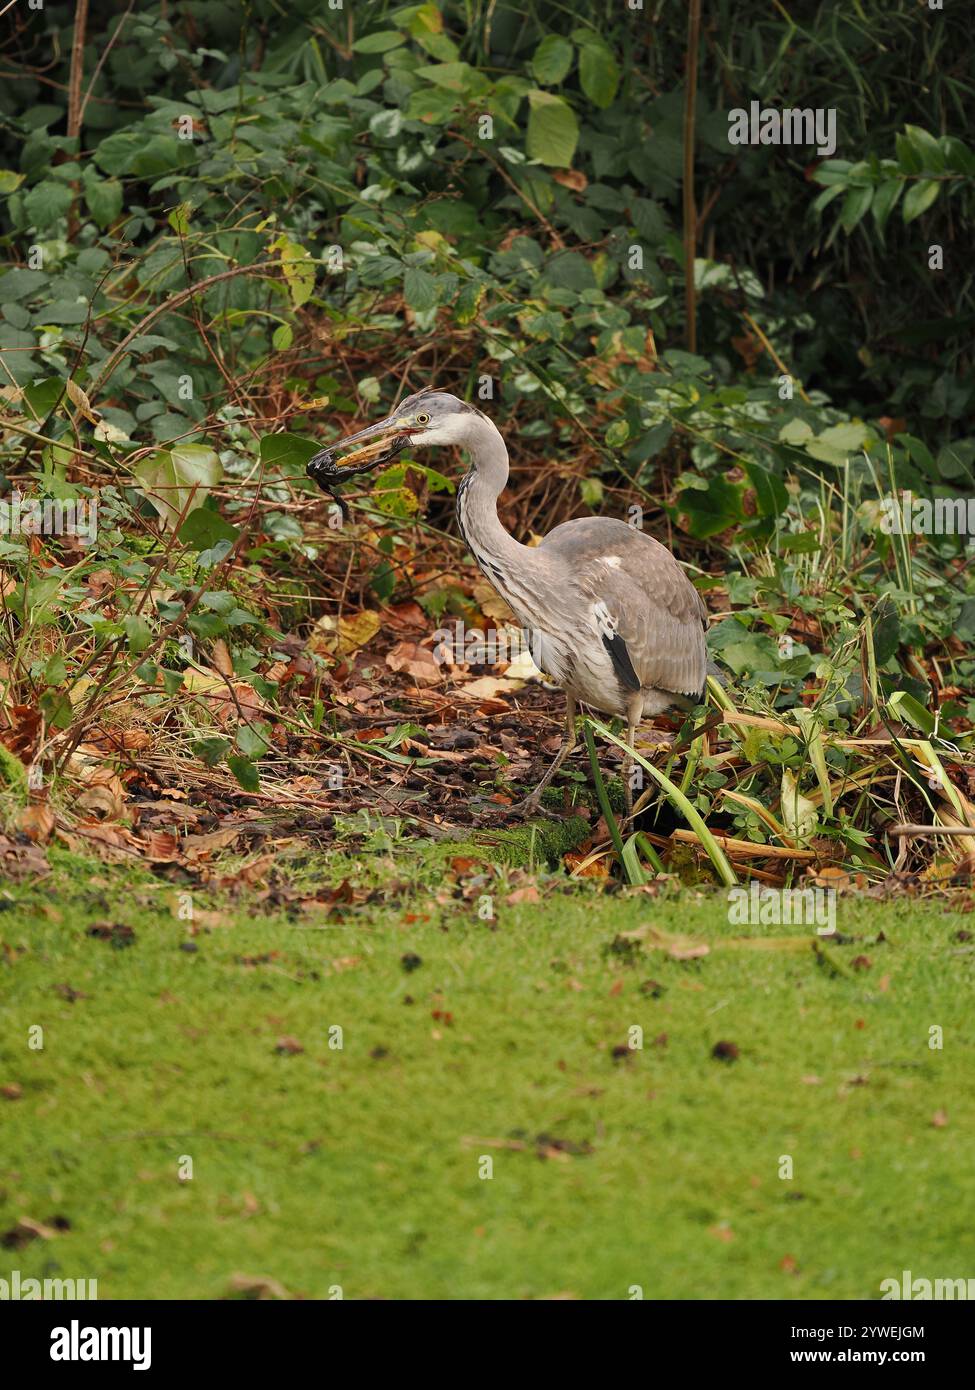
[[308, 389, 709, 815]]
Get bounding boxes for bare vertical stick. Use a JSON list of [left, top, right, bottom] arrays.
[[683, 0, 702, 353], [67, 0, 90, 138]]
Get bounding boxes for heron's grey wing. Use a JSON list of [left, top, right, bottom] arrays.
[[539, 517, 708, 698]]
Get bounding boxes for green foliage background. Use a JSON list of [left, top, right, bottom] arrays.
[[0, 0, 972, 807]]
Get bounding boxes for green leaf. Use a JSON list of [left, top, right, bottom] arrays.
[[193, 736, 231, 767], [178, 506, 240, 552], [123, 614, 153, 654], [902, 179, 939, 224], [40, 691, 72, 729], [22, 377, 64, 422], [778, 418, 813, 445], [578, 41, 620, 108], [870, 595, 901, 666], [24, 181, 73, 230], [0, 170, 25, 194], [188, 612, 226, 639], [405, 86, 458, 124], [132, 444, 222, 528], [454, 280, 486, 325], [167, 201, 192, 235], [744, 461, 789, 517], [414, 61, 483, 93], [871, 179, 903, 234], [943, 137, 975, 176], [532, 35, 574, 86], [227, 754, 260, 791], [83, 176, 122, 229], [43, 652, 67, 686], [410, 2, 443, 33], [352, 30, 406, 54], [630, 197, 667, 242], [895, 133, 924, 175], [92, 130, 143, 175], [805, 421, 872, 466], [904, 125, 944, 172], [675, 474, 745, 539], [236, 721, 271, 758], [604, 420, 629, 448], [526, 90, 579, 168], [259, 433, 321, 471], [271, 322, 293, 351], [403, 265, 439, 311], [779, 532, 821, 554], [887, 690, 936, 736], [898, 433, 938, 480], [369, 109, 403, 141], [839, 184, 872, 233]]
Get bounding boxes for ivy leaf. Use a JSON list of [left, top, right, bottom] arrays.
[[526, 90, 579, 168], [22, 377, 64, 422], [178, 506, 240, 552], [675, 474, 745, 539], [259, 433, 320, 471], [132, 444, 223, 528]]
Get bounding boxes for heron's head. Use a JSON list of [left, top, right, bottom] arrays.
[[307, 390, 487, 480]]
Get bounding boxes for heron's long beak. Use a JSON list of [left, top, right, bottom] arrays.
[[307, 412, 414, 473]]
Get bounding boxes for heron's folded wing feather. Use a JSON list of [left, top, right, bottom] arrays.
[[551, 523, 707, 697]]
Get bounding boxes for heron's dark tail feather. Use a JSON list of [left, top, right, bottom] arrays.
[[706, 657, 727, 687]]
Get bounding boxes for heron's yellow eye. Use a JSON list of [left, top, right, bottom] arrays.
[[415, 412, 431, 425]]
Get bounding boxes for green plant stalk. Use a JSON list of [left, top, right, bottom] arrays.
[[582, 719, 629, 877], [589, 719, 739, 888]]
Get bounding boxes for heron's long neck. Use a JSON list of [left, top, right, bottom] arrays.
[[455, 416, 539, 615]]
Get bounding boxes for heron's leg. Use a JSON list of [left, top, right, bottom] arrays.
[[512, 695, 577, 817], [623, 692, 644, 818]]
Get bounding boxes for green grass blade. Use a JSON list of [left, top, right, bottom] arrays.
[[582, 719, 630, 877], [589, 718, 739, 888]]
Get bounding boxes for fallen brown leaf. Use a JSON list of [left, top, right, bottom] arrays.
[[16, 803, 54, 843]]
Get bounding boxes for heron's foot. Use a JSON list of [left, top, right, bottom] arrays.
[[510, 792, 543, 819]]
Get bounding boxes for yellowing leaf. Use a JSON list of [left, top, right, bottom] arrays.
[[270, 234, 315, 308], [780, 768, 818, 845]]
